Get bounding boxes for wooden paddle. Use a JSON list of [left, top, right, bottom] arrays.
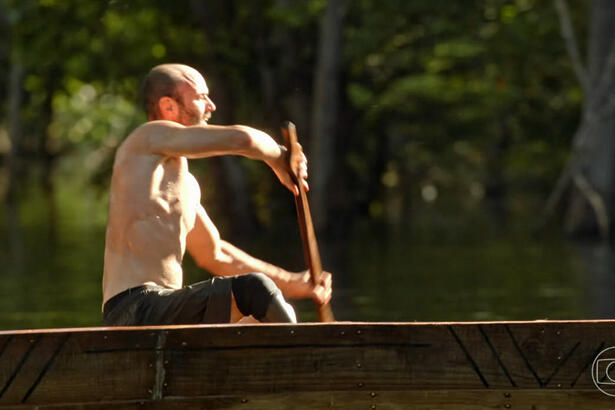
[[281, 121, 335, 323]]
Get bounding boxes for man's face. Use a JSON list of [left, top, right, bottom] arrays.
[[175, 71, 216, 126]]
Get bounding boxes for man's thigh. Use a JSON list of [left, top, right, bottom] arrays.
[[104, 277, 233, 326]]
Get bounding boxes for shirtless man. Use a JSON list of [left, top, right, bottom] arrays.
[[102, 64, 332, 326]]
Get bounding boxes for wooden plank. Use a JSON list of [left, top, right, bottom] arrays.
[[0, 334, 41, 404], [0, 321, 614, 408], [1, 390, 614, 409], [448, 324, 516, 389], [475, 323, 544, 388], [164, 323, 495, 396], [505, 321, 615, 389], [0, 333, 67, 405], [73, 327, 160, 352], [163, 322, 441, 348], [21, 330, 157, 405]]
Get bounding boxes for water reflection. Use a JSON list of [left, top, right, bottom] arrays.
[[0, 162, 612, 330], [578, 243, 615, 318], [0, 162, 105, 329]]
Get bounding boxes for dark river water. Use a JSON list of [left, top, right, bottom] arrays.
[[1, 164, 614, 330]]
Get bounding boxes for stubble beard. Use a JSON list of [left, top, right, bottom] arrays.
[[180, 104, 210, 126]]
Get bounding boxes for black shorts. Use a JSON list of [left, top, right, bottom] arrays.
[[102, 277, 233, 326]]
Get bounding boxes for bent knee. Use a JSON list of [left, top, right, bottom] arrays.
[[231, 273, 281, 319]]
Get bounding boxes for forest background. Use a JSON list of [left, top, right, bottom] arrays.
[[0, 0, 614, 328]]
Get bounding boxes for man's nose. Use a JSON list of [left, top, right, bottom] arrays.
[[206, 97, 216, 112]]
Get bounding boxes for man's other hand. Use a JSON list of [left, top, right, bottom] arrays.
[[282, 270, 332, 305]]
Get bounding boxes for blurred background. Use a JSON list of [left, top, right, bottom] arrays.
[[1, 0, 614, 329]]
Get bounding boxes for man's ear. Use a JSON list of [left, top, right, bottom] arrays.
[[158, 96, 178, 119]]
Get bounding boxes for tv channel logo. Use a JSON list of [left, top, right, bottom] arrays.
[[592, 346, 615, 396]]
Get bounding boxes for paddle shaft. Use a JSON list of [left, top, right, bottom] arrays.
[[281, 122, 334, 322]]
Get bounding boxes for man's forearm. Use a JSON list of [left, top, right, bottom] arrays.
[[209, 240, 293, 289], [233, 125, 283, 163]]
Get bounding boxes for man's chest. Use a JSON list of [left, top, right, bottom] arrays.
[[152, 157, 201, 216]]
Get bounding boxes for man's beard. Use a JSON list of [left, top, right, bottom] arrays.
[[201, 112, 212, 124], [180, 105, 211, 125]]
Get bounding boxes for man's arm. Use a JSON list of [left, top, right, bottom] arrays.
[[146, 121, 278, 161], [186, 205, 331, 304], [140, 121, 304, 194]]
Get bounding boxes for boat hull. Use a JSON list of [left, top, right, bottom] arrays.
[[0, 320, 614, 409]]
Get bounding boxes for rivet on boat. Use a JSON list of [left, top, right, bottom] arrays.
[[164, 360, 169, 365], [181, 342, 187, 346], [164, 383, 168, 387], [370, 392, 376, 398], [557, 383, 562, 388], [148, 363, 153, 368], [29, 339, 34, 343], [504, 404, 511, 409], [357, 382, 364, 388], [237, 330, 242, 336], [340, 331, 345, 336], [504, 392, 511, 398], [356, 362, 362, 368], [556, 330, 561, 335], [241, 398, 248, 403], [356, 330, 362, 335], [371, 405, 376, 410], [557, 356, 562, 360], [290, 330, 295, 335], [103, 335, 108, 340]]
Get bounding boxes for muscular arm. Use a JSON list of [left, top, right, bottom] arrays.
[[139, 121, 308, 195], [147, 121, 279, 161], [186, 205, 330, 302], [142, 121, 306, 194]]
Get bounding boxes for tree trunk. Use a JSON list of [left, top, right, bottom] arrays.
[[559, 0, 615, 239], [6, 53, 25, 273], [7, 61, 23, 172], [270, 0, 311, 133], [310, 0, 345, 233], [484, 112, 512, 225]]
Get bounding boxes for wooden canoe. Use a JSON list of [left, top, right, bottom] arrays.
[[1, 320, 615, 409]]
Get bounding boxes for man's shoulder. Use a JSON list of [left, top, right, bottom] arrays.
[[129, 120, 184, 142], [139, 120, 185, 133], [119, 121, 183, 155]]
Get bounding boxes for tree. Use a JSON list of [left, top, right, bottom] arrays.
[[548, 0, 615, 240], [310, 0, 346, 231]]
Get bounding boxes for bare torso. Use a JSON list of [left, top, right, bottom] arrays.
[[102, 126, 201, 305]]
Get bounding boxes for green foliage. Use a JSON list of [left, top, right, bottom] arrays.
[[343, 0, 584, 222], [0, 0, 601, 328], [0, 0, 590, 230], [49, 80, 141, 149]]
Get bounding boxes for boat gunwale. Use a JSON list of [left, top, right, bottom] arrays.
[[2, 319, 615, 336]]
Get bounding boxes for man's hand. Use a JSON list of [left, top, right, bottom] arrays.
[[267, 144, 309, 196], [281, 270, 332, 305]]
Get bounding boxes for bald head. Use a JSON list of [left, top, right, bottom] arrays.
[[140, 64, 205, 120]]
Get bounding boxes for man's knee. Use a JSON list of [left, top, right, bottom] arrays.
[[231, 273, 295, 323], [231, 273, 280, 319]]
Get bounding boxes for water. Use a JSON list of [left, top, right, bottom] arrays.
[[0, 163, 612, 330]]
